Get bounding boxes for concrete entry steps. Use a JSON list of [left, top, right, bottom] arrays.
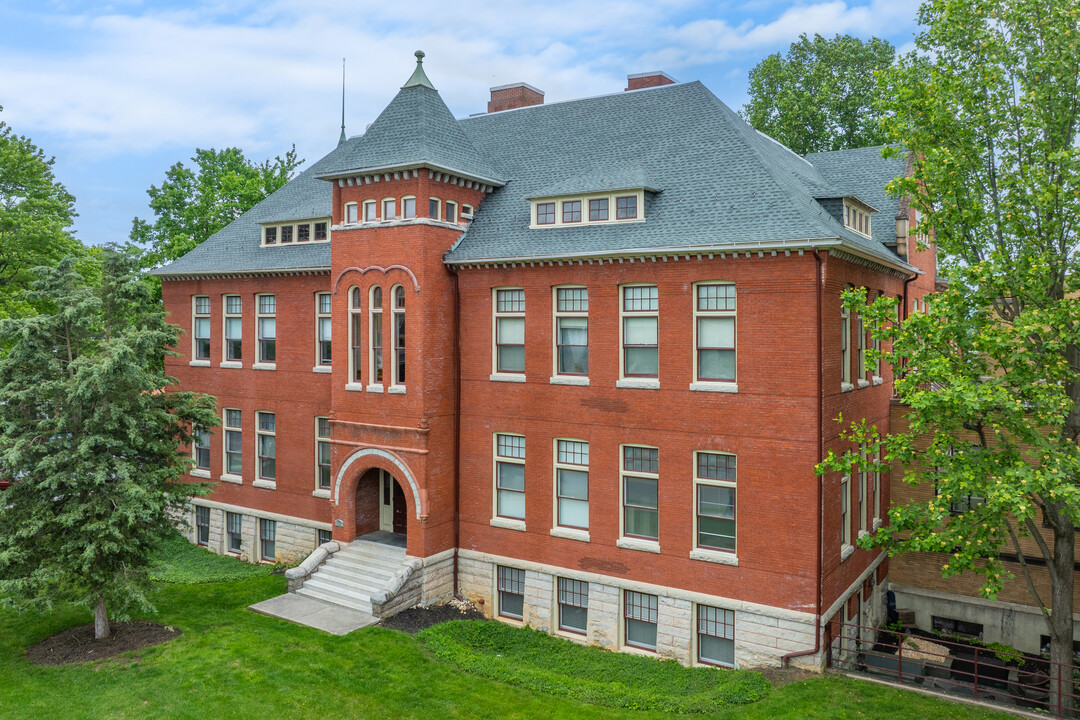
[[293, 537, 408, 615]]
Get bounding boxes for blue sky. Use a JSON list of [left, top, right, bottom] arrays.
[[0, 0, 921, 247]]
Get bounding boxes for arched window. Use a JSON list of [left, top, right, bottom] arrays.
[[350, 287, 363, 384], [370, 286, 383, 384], [393, 285, 405, 385]]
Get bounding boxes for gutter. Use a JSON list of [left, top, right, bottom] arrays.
[[783, 246, 826, 668]]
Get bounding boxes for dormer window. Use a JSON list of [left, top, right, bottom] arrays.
[[562, 201, 581, 223], [265, 227, 277, 244], [843, 200, 873, 238], [589, 199, 608, 221], [537, 203, 555, 225], [314, 222, 327, 240], [297, 223, 310, 242], [530, 190, 646, 229], [616, 196, 637, 220], [262, 218, 333, 247], [280, 226, 293, 243]]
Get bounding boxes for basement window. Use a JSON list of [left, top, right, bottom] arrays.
[[932, 616, 983, 639]]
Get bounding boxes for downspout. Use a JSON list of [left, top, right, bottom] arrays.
[[783, 246, 825, 668], [902, 273, 918, 322], [449, 264, 463, 600]]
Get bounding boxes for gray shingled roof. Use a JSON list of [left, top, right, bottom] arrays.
[[154, 77, 914, 278], [805, 145, 906, 250], [445, 82, 912, 271], [314, 84, 502, 184]]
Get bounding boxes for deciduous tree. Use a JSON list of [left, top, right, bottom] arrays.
[[0, 249, 219, 640]]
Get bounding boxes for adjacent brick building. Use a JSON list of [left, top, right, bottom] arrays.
[[154, 53, 935, 669]]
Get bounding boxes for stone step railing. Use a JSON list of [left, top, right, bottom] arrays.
[[285, 541, 340, 592]]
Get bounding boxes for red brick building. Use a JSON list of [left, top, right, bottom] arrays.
[[155, 53, 935, 668]]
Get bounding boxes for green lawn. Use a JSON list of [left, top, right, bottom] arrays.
[[1, 544, 1017, 720]]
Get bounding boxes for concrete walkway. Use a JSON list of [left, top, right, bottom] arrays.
[[250, 593, 378, 635]]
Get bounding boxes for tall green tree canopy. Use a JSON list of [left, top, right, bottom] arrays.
[[742, 34, 895, 154], [821, 0, 1080, 705], [0, 106, 83, 318], [0, 249, 219, 639], [131, 146, 301, 265]]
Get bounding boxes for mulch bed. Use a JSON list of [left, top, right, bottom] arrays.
[[379, 602, 487, 634], [26, 621, 181, 666]]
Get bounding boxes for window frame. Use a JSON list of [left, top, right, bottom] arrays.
[[620, 444, 659, 541], [616, 195, 638, 220], [318, 529, 333, 545], [493, 288, 526, 375], [497, 565, 526, 620], [382, 197, 396, 221], [535, 202, 555, 225], [494, 433, 526, 521], [620, 284, 659, 380], [256, 293, 276, 365], [223, 294, 242, 363], [554, 439, 589, 530], [692, 282, 736, 384], [391, 285, 405, 387], [557, 577, 589, 635], [259, 518, 276, 562], [840, 474, 851, 551], [429, 197, 441, 219], [445, 201, 457, 223], [363, 200, 377, 222], [530, 190, 645, 229], [561, 199, 582, 223], [223, 408, 242, 479], [858, 447, 868, 535], [402, 196, 416, 219], [226, 511, 243, 554], [349, 287, 363, 385], [369, 286, 384, 385], [316, 292, 332, 367], [192, 295, 211, 361], [840, 305, 851, 387], [193, 426, 211, 471], [345, 202, 358, 224], [553, 286, 589, 377], [694, 451, 736, 554], [195, 506, 210, 547], [256, 411, 276, 483], [623, 590, 658, 651], [316, 416, 332, 492], [696, 605, 735, 668]]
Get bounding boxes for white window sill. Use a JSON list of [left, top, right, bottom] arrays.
[[689, 381, 738, 393], [220, 361, 243, 369], [617, 537, 660, 554], [872, 376, 883, 386], [312, 489, 332, 499], [550, 376, 589, 386], [490, 373, 525, 383], [366, 384, 384, 394], [840, 382, 855, 393], [345, 382, 364, 392], [312, 366, 331, 374], [253, 479, 277, 490], [616, 378, 659, 390], [190, 468, 211, 479], [841, 543, 854, 561], [189, 359, 211, 367], [873, 517, 883, 530], [490, 517, 526, 532], [857, 379, 871, 389], [387, 385, 406, 395], [253, 362, 276, 371], [550, 527, 590, 542], [220, 473, 242, 485], [689, 548, 739, 566], [858, 529, 870, 540]]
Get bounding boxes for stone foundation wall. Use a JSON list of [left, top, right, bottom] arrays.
[[457, 550, 817, 669], [184, 499, 332, 565]]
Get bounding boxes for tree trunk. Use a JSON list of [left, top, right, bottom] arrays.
[[94, 597, 110, 641], [1048, 523, 1075, 714]]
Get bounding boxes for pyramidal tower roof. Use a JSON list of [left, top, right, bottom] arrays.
[[316, 51, 503, 185]]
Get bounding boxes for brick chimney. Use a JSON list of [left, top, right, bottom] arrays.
[[625, 71, 677, 91], [488, 82, 544, 113]]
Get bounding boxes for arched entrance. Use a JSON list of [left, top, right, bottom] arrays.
[[355, 468, 407, 539]]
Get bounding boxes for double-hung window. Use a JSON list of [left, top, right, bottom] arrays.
[[193, 296, 210, 360], [873, 448, 881, 523], [624, 590, 658, 651], [858, 447, 867, 535], [694, 284, 736, 382], [349, 288, 363, 384], [695, 452, 736, 553], [494, 434, 525, 520], [840, 475, 851, 550], [494, 289, 525, 374], [256, 412, 276, 482], [392, 286, 405, 386], [429, 197, 440, 219], [226, 512, 243, 553], [260, 518, 276, 561], [622, 446, 659, 541], [840, 306, 851, 387], [856, 313, 866, 382], [498, 565, 525, 619], [195, 506, 210, 547], [316, 417, 331, 491], [345, 202, 358, 224], [445, 201, 457, 223], [193, 427, 211, 471], [554, 287, 588, 376], [558, 578, 588, 634], [363, 200, 377, 222], [697, 606, 735, 667], [370, 287, 383, 383], [316, 292, 332, 367], [402, 196, 416, 219], [621, 285, 658, 378], [383, 198, 396, 220], [257, 294, 276, 364], [223, 409, 242, 476], [224, 295, 242, 362], [555, 440, 589, 529]]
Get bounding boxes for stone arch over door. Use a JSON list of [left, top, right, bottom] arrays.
[[334, 446, 423, 520]]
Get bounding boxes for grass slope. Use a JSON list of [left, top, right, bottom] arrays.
[[0, 542, 1018, 720], [149, 532, 281, 584]]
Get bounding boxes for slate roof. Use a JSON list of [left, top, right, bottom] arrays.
[[153, 72, 915, 278], [804, 145, 906, 250]]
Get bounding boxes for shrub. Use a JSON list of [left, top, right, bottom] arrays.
[[418, 620, 771, 713]]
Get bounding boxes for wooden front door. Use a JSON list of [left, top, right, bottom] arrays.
[[392, 482, 406, 535]]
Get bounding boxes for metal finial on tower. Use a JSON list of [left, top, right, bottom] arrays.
[[402, 50, 436, 90], [338, 58, 347, 145]]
